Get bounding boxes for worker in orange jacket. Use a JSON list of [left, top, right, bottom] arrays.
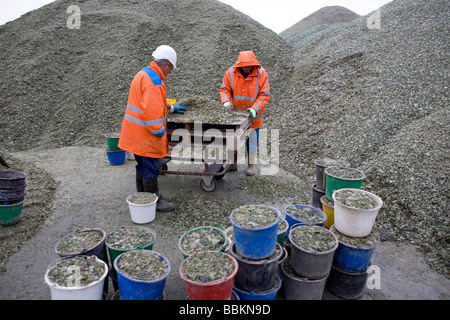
[[220, 51, 270, 175], [118, 45, 187, 212]]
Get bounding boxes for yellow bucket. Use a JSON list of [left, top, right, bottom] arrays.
[[320, 195, 334, 229], [166, 98, 176, 105]]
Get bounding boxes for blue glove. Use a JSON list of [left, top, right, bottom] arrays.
[[153, 126, 166, 137], [173, 103, 187, 114]]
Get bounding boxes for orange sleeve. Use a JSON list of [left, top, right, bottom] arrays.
[[252, 69, 270, 115], [219, 68, 233, 104]]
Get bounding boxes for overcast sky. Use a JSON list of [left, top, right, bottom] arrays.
[[1, 0, 393, 33]]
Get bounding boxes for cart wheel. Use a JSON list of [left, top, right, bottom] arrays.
[[201, 179, 217, 192]]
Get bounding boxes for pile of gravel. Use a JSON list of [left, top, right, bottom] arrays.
[[266, 0, 449, 275], [0, 0, 294, 151]]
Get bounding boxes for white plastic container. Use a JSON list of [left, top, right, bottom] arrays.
[[332, 188, 383, 237], [126, 193, 158, 224], [44, 255, 108, 300], [126, 151, 135, 161]]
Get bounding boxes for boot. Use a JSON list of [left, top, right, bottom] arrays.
[[143, 177, 175, 212], [136, 171, 144, 192], [245, 153, 257, 176]]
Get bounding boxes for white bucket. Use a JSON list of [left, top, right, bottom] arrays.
[[126, 152, 135, 161], [126, 193, 158, 224], [332, 188, 383, 238], [44, 256, 108, 300]]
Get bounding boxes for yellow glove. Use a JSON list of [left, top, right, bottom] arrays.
[[247, 108, 256, 119], [223, 102, 232, 109]]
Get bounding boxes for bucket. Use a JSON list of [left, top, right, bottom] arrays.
[[106, 149, 126, 165], [281, 258, 327, 300], [106, 226, 157, 266], [126, 193, 158, 224], [229, 242, 283, 292], [326, 265, 369, 299], [0, 185, 27, 200], [284, 204, 327, 239], [0, 199, 25, 226], [315, 159, 350, 190], [325, 166, 365, 200], [230, 205, 280, 260], [179, 251, 238, 300], [178, 226, 228, 258], [277, 218, 289, 246], [320, 195, 334, 229], [0, 190, 27, 206], [114, 250, 171, 300], [45, 255, 108, 300], [0, 171, 27, 189], [55, 228, 108, 264], [333, 188, 383, 237], [312, 184, 325, 209], [330, 225, 379, 272], [233, 274, 282, 300], [126, 152, 135, 161], [106, 133, 121, 151], [288, 225, 338, 280]]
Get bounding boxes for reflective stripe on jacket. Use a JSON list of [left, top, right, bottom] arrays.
[[219, 51, 270, 129], [118, 61, 169, 158]]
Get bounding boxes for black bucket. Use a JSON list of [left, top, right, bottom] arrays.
[[54, 228, 109, 294], [311, 184, 325, 209], [281, 258, 328, 300], [229, 242, 283, 292], [0, 171, 27, 189], [326, 265, 368, 299]]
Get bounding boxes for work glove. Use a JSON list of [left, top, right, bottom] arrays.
[[247, 108, 257, 119], [173, 103, 187, 114], [223, 102, 232, 110], [153, 126, 166, 138]]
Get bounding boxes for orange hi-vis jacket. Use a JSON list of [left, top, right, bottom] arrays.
[[220, 51, 270, 129], [118, 61, 169, 158]]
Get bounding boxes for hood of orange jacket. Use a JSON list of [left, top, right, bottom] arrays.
[[234, 51, 261, 68]]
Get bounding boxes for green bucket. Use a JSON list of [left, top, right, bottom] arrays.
[[106, 226, 156, 264], [106, 133, 121, 151], [0, 199, 25, 226], [178, 226, 228, 259], [325, 167, 365, 200]]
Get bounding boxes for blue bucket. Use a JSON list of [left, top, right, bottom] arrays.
[[233, 274, 282, 300], [331, 225, 378, 272], [284, 204, 327, 238], [106, 150, 126, 165], [114, 250, 171, 300], [230, 205, 280, 260]]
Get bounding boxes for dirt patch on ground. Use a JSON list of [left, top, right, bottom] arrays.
[[0, 146, 448, 300]]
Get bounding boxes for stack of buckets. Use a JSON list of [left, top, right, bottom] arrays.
[[106, 133, 126, 165], [0, 170, 27, 226], [312, 159, 350, 228], [281, 204, 335, 300], [229, 206, 283, 300], [314, 159, 381, 299]]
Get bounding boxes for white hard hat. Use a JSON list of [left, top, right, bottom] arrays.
[[152, 45, 177, 69]]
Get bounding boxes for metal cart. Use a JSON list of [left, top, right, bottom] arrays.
[[158, 115, 251, 192]]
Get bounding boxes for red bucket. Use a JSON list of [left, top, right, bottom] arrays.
[[179, 251, 238, 300]]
